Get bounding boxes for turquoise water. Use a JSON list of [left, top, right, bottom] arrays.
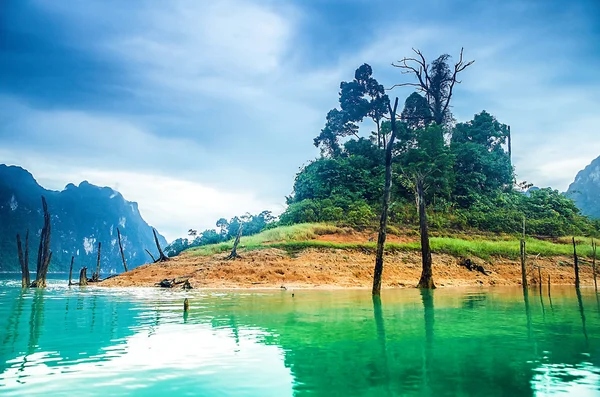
[[0, 275, 599, 396]]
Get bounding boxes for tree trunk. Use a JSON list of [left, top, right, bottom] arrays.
[[372, 98, 399, 296], [33, 196, 51, 288], [592, 240, 597, 293], [520, 239, 527, 289], [117, 228, 128, 272], [507, 126, 512, 167], [573, 237, 580, 289], [227, 223, 244, 259], [68, 256, 74, 286], [153, 228, 168, 262], [79, 267, 88, 286], [416, 178, 435, 289], [17, 231, 30, 288], [92, 242, 102, 282]]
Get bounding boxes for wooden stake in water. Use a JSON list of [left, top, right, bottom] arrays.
[[184, 298, 189, 312]]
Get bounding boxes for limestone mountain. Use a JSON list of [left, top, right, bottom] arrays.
[[0, 165, 167, 273], [566, 155, 600, 219]]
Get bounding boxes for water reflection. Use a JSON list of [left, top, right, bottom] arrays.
[[0, 279, 599, 397], [575, 287, 588, 345]]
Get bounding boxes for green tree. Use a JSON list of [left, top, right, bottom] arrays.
[[451, 111, 513, 207]]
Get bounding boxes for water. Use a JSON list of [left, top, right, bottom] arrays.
[[1, 274, 599, 396]]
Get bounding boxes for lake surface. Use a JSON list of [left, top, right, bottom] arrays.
[[0, 274, 599, 396]]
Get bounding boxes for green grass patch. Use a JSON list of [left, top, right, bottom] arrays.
[[186, 223, 596, 260]]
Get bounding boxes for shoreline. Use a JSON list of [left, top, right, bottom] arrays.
[[100, 247, 597, 290]]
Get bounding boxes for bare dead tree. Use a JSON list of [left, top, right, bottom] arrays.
[[227, 222, 244, 260], [68, 256, 74, 286], [153, 228, 169, 262], [520, 217, 528, 289], [92, 242, 102, 282], [16, 230, 30, 288], [592, 239, 597, 293], [372, 97, 399, 295], [145, 249, 156, 262], [391, 48, 474, 125], [31, 196, 51, 288], [117, 228, 128, 272], [573, 237, 580, 289]]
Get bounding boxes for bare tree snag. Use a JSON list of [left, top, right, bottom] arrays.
[[153, 228, 169, 262], [227, 222, 244, 260], [145, 249, 156, 262], [507, 126, 512, 166], [520, 240, 527, 288], [17, 231, 30, 288], [117, 228, 128, 272], [573, 237, 580, 289], [79, 267, 88, 286], [416, 176, 435, 289], [391, 48, 474, 125], [592, 239, 597, 293], [372, 97, 399, 296], [32, 196, 51, 288], [91, 242, 102, 282], [520, 217, 527, 289], [68, 256, 74, 286]]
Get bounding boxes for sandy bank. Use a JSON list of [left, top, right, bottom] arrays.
[[100, 247, 596, 289]]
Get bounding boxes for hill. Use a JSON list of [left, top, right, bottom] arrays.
[[0, 165, 167, 273], [567, 155, 600, 219]]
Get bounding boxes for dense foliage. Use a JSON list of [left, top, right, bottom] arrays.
[[282, 63, 600, 237], [165, 211, 276, 256]]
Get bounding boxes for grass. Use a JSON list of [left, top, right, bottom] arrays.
[[187, 223, 343, 256], [186, 223, 597, 260]]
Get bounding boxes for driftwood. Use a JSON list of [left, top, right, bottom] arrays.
[[16, 230, 30, 288], [117, 228, 128, 272], [226, 223, 244, 260], [31, 196, 52, 288], [153, 228, 169, 262], [68, 256, 74, 286], [156, 276, 191, 289], [458, 258, 491, 276]]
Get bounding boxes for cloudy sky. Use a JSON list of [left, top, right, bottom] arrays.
[[1, 0, 600, 241]]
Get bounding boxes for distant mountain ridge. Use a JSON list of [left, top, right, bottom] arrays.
[[566, 155, 600, 219], [0, 164, 167, 273]]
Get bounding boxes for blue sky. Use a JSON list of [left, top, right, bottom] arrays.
[[1, 0, 600, 241]]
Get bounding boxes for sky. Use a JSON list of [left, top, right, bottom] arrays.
[[1, 0, 600, 242]]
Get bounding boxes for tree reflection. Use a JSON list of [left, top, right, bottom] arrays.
[[372, 295, 391, 396], [575, 287, 588, 345], [420, 289, 434, 397]]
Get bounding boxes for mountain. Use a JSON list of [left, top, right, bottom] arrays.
[[0, 165, 167, 274], [566, 155, 600, 219]]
